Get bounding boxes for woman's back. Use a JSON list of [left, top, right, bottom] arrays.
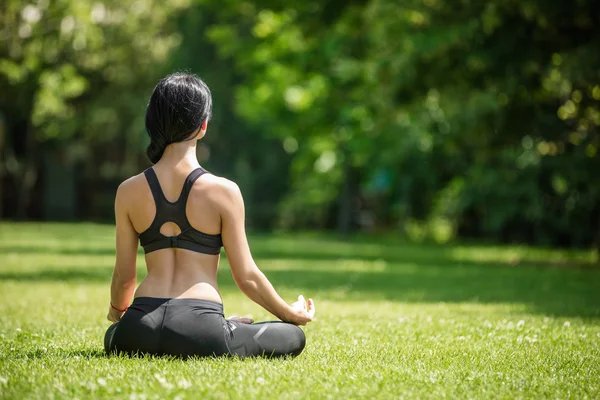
[[122, 163, 225, 302], [104, 72, 314, 359]]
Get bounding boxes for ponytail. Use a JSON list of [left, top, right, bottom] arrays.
[[144, 72, 212, 164], [146, 140, 167, 164]]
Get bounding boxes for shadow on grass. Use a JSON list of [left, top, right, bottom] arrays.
[[0, 347, 238, 362], [1, 255, 599, 318], [0, 244, 126, 256], [0, 241, 595, 268], [0, 348, 107, 360]]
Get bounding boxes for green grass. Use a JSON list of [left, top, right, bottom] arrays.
[[0, 222, 599, 399]]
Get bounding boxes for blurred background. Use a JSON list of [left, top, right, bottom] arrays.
[[0, 0, 599, 250]]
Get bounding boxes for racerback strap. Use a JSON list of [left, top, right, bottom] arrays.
[[139, 166, 222, 255], [143, 167, 207, 207]]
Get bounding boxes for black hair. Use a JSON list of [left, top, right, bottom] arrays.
[[145, 72, 212, 164]]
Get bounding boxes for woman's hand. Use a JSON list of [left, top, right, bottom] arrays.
[[227, 316, 255, 324], [286, 295, 316, 326], [107, 305, 125, 323]]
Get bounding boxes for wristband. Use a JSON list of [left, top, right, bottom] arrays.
[[110, 302, 127, 313]]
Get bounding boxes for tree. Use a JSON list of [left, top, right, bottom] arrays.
[[0, 0, 190, 218], [202, 0, 600, 246]]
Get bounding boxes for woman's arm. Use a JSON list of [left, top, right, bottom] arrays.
[[219, 179, 313, 325], [107, 181, 138, 322]]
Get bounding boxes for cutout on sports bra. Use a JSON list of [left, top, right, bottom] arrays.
[[160, 222, 182, 237], [139, 167, 223, 255]]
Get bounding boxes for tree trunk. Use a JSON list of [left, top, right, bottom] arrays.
[[14, 124, 38, 220], [0, 113, 4, 219], [337, 162, 352, 238], [14, 162, 37, 220], [337, 146, 359, 238], [595, 211, 600, 265]]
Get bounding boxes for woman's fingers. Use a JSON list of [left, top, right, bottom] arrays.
[[290, 301, 302, 311], [307, 298, 316, 319], [298, 295, 306, 310], [290, 295, 307, 311], [228, 316, 254, 324], [289, 295, 315, 325]]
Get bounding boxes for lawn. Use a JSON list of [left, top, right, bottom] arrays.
[[0, 222, 599, 399]]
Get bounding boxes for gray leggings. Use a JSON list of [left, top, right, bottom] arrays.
[[104, 297, 306, 358]]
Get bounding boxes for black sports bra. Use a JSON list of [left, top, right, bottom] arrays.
[[138, 167, 223, 255]]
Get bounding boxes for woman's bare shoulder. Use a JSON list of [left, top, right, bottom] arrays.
[[114, 173, 149, 201], [192, 173, 243, 204]]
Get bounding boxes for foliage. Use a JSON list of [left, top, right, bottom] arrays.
[[201, 0, 600, 246], [1, 0, 599, 247], [0, 0, 189, 216]]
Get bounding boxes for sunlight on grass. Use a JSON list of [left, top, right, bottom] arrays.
[[449, 245, 598, 265], [0, 222, 599, 399], [253, 258, 389, 273]]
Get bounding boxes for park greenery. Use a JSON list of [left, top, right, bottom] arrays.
[[0, 223, 599, 398], [1, 0, 599, 248]]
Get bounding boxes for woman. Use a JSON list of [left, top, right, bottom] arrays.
[[104, 73, 315, 358]]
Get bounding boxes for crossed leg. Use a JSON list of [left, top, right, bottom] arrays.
[[225, 320, 306, 358]]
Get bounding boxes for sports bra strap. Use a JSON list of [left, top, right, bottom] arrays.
[[180, 168, 208, 202], [143, 168, 167, 205], [143, 167, 207, 205]]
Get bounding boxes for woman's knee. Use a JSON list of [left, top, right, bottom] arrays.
[[104, 322, 119, 354], [257, 322, 306, 357], [286, 324, 306, 356]]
